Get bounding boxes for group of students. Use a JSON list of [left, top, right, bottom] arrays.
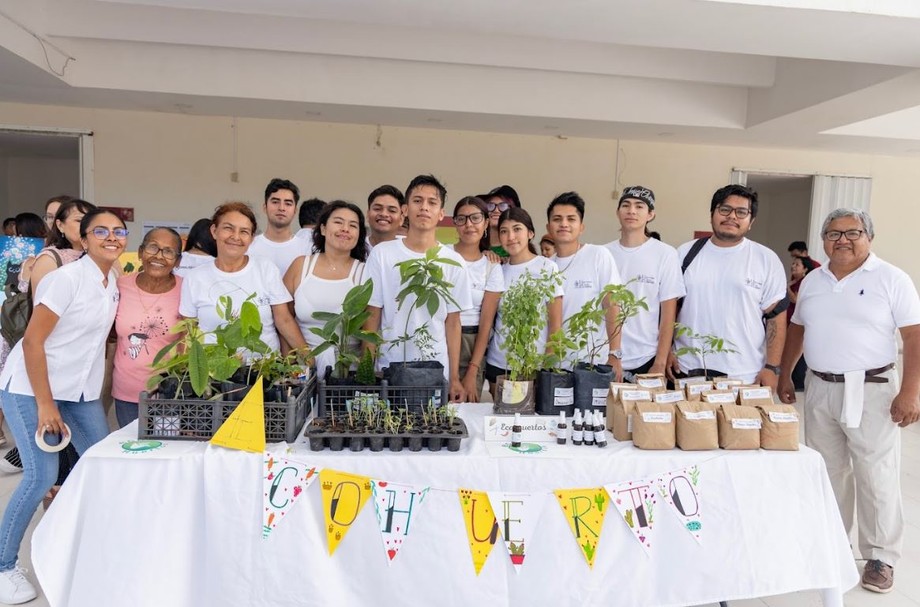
[[0, 176, 728, 603]]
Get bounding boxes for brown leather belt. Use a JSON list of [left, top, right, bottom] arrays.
[[811, 363, 894, 384]]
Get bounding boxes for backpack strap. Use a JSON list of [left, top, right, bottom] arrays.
[[680, 237, 709, 274]]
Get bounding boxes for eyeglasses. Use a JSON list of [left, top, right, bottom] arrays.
[[453, 213, 486, 226], [142, 243, 179, 260], [487, 202, 510, 213], [823, 229, 865, 242], [716, 205, 751, 219], [91, 227, 129, 239]]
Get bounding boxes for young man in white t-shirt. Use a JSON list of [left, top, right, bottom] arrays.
[[668, 184, 787, 387], [605, 186, 685, 379], [247, 178, 307, 275], [366, 184, 405, 251], [547, 191, 623, 379], [364, 175, 472, 401], [294, 197, 326, 252]]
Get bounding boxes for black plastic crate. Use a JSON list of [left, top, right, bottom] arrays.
[[315, 378, 448, 417], [138, 375, 314, 443]]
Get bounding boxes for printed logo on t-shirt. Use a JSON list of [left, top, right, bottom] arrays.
[[573, 280, 594, 289], [744, 277, 764, 290], [256, 294, 271, 307], [635, 274, 656, 285]]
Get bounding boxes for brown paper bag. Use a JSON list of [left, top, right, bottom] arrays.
[[676, 401, 719, 450], [684, 382, 714, 402], [607, 382, 633, 401], [713, 378, 743, 391], [757, 404, 800, 451], [635, 373, 667, 392], [654, 390, 684, 404], [702, 390, 737, 405], [738, 386, 774, 407], [632, 402, 676, 450], [717, 404, 762, 450], [609, 389, 652, 441]]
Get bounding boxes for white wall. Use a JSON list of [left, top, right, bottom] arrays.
[[0, 100, 918, 285]]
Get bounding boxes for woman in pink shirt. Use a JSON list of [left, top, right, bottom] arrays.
[[113, 228, 183, 427]]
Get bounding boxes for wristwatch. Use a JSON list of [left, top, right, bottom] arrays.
[[764, 364, 781, 376], [609, 349, 623, 360]]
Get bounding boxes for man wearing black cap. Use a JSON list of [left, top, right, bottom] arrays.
[[605, 186, 685, 379], [483, 185, 521, 258]]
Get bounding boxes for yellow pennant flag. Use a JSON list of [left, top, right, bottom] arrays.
[[553, 488, 609, 569], [210, 376, 266, 453], [458, 488, 500, 576], [320, 469, 372, 556]]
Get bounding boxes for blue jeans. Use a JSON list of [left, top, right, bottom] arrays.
[[0, 389, 109, 571], [114, 399, 138, 429]]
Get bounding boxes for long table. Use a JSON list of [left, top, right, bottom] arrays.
[[32, 404, 858, 606]]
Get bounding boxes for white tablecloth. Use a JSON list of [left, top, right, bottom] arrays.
[[32, 404, 858, 607]]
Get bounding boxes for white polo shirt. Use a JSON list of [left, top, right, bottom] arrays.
[[247, 234, 308, 275], [0, 255, 119, 401], [675, 238, 786, 382], [365, 239, 473, 374], [792, 253, 920, 373], [606, 238, 686, 369], [552, 244, 621, 366], [179, 256, 292, 353]]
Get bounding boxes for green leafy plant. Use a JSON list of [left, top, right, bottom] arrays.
[[149, 295, 268, 398], [673, 323, 738, 378], [509, 541, 525, 556], [355, 348, 377, 385], [549, 281, 648, 370], [388, 247, 461, 362], [308, 280, 383, 379], [498, 269, 563, 381]]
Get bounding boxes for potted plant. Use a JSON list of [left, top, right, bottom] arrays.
[[308, 280, 383, 382], [385, 247, 461, 389], [509, 541, 526, 565], [673, 323, 738, 379], [566, 283, 647, 413], [494, 269, 562, 414], [536, 328, 577, 416]]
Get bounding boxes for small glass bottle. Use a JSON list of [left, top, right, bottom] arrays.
[[511, 412, 522, 448], [594, 411, 608, 448], [556, 411, 567, 445], [583, 409, 595, 446], [572, 410, 584, 446]]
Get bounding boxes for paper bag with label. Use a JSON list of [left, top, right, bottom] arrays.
[[757, 404, 800, 451], [607, 383, 633, 401], [684, 382, 713, 402], [738, 386, 774, 407], [634, 373, 667, 393], [701, 390, 737, 405], [676, 401, 719, 451], [610, 389, 652, 441], [632, 402, 676, 450], [717, 404, 762, 450]]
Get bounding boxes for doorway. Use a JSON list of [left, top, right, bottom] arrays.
[[745, 173, 814, 277]]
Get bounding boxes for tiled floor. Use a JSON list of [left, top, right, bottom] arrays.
[[0, 400, 918, 606]]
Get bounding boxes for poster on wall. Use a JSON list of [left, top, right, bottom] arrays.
[[0, 236, 46, 293]]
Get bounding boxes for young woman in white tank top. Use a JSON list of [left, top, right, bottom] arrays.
[[283, 201, 369, 377]]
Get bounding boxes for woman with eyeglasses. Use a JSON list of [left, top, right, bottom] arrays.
[[0, 209, 125, 604], [112, 228, 184, 428], [451, 197, 504, 401], [482, 185, 521, 259]]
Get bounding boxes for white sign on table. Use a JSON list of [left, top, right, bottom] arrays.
[[482, 415, 576, 458]]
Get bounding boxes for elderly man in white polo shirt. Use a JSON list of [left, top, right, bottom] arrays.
[[779, 208, 920, 595]]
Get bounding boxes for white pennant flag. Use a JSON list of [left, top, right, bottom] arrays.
[[370, 480, 430, 564], [657, 465, 703, 543], [486, 491, 548, 573], [262, 454, 319, 539], [605, 478, 658, 555]]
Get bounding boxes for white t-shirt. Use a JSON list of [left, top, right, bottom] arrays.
[[247, 234, 307, 276], [178, 256, 292, 353], [366, 239, 473, 374], [456, 253, 505, 327], [174, 251, 213, 278], [294, 255, 366, 375], [552, 244, 621, 367], [606, 238, 686, 369], [675, 238, 785, 382], [792, 253, 920, 372], [486, 256, 564, 371], [1, 255, 119, 401], [294, 228, 315, 254]]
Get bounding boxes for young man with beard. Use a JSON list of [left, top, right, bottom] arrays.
[[366, 185, 405, 250], [546, 191, 623, 378], [364, 175, 472, 401], [668, 184, 786, 387], [248, 178, 306, 275], [605, 186, 685, 380]]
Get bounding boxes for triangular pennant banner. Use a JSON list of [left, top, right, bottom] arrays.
[[486, 491, 547, 573], [605, 478, 658, 555], [458, 489, 500, 575], [553, 488, 609, 568], [211, 376, 266, 453], [320, 469, 373, 555], [657, 465, 703, 543], [262, 455, 318, 539], [371, 480, 430, 565]]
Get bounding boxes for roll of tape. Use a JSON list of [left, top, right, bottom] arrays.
[[35, 424, 71, 453]]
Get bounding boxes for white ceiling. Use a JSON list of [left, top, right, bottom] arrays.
[[3, 0, 920, 154]]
